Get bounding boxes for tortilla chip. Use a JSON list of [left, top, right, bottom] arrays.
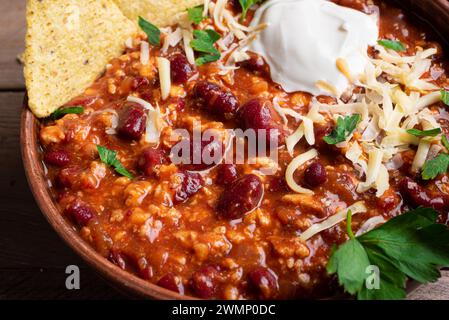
[[114, 0, 203, 27], [24, 0, 137, 118]]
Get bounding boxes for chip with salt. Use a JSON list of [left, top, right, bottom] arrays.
[[24, 0, 137, 118]]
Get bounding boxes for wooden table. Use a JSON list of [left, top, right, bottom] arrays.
[[0, 0, 448, 300]]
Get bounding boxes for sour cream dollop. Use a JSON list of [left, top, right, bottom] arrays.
[[249, 0, 379, 96]]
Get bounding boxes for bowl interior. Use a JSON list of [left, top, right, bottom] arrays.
[[20, 0, 449, 300]]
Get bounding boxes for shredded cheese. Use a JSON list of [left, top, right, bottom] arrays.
[[140, 41, 150, 65], [182, 29, 195, 65], [299, 201, 367, 242], [126, 96, 164, 144], [305, 43, 443, 197], [156, 57, 171, 100], [285, 149, 318, 195], [336, 58, 353, 83]]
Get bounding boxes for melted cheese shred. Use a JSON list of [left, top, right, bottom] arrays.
[[285, 149, 318, 195], [140, 41, 150, 65], [296, 44, 444, 197], [156, 57, 171, 100], [299, 201, 367, 242]]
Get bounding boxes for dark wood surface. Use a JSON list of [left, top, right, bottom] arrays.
[[0, 0, 448, 300]]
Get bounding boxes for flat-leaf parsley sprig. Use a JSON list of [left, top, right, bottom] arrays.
[[97, 145, 133, 179], [190, 29, 221, 66], [327, 207, 449, 300]]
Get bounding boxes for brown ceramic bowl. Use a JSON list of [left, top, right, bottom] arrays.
[[20, 0, 449, 300]]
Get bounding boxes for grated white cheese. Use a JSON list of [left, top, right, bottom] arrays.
[[182, 29, 195, 65], [304, 44, 443, 197], [162, 27, 183, 53], [299, 201, 367, 242], [126, 96, 164, 144], [140, 41, 150, 65], [156, 57, 171, 100], [285, 149, 318, 195], [355, 215, 385, 236]]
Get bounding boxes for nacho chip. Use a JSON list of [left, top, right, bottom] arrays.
[[114, 0, 203, 27], [24, 0, 137, 118]]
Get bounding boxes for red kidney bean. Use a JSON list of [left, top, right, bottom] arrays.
[[170, 53, 194, 84], [400, 177, 448, 212], [176, 98, 186, 111], [174, 171, 205, 204], [248, 267, 279, 299], [237, 53, 269, 76], [228, 0, 242, 12], [193, 81, 240, 119], [108, 251, 127, 270], [117, 104, 147, 140], [239, 99, 283, 145], [190, 265, 220, 298], [216, 164, 238, 185], [132, 76, 150, 90], [139, 266, 154, 280], [217, 174, 264, 220], [44, 150, 70, 167], [304, 162, 327, 188], [138, 147, 166, 176], [64, 200, 95, 226], [157, 274, 185, 294]]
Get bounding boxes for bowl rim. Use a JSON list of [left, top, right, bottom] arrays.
[[20, 101, 194, 300], [20, 0, 449, 300]]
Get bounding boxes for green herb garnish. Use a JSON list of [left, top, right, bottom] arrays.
[[442, 135, 449, 152], [323, 114, 361, 145], [239, 0, 262, 20], [97, 145, 133, 179], [407, 128, 442, 137], [138, 16, 160, 46], [50, 106, 84, 120], [327, 207, 449, 300], [378, 39, 406, 52], [422, 154, 449, 180], [188, 6, 205, 24], [190, 29, 221, 66], [441, 89, 449, 106]]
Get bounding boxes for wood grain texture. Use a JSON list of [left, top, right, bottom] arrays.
[[0, 92, 127, 299], [0, 0, 26, 90], [0, 0, 448, 300]]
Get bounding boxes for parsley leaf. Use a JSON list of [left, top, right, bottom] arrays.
[[407, 128, 442, 137], [188, 6, 205, 24], [97, 145, 133, 179], [441, 89, 449, 106], [49, 106, 84, 120], [442, 135, 449, 152], [239, 0, 262, 20], [138, 16, 160, 46], [327, 207, 449, 300], [422, 153, 449, 180], [327, 211, 371, 295], [323, 114, 361, 145], [190, 29, 221, 66], [378, 39, 406, 52]]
